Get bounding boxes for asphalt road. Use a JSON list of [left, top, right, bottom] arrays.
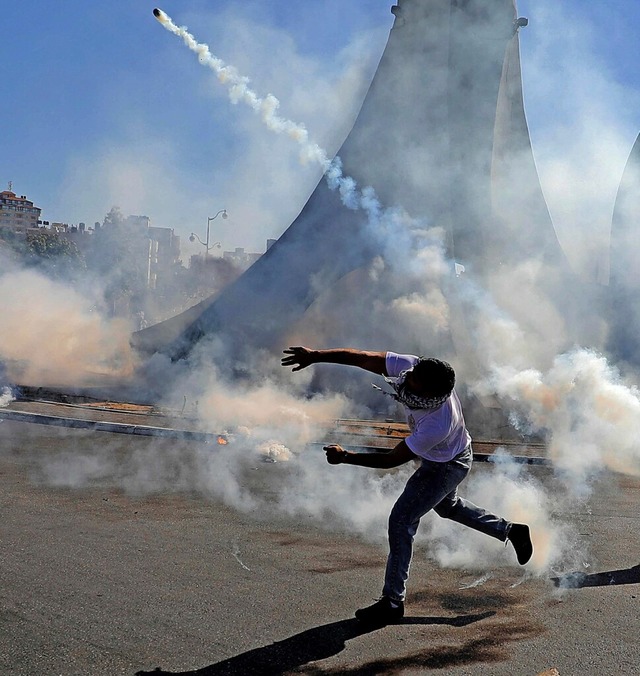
[[1, 417, 639, 676]]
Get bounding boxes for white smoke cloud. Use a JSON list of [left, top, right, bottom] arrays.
[[55, 138, 217, 240], [0, 387, 14, 408], [0, 267, 137, 386], [7, 2, 640, 585], [476, 349, 640, 488], [519, 0, 640, 281], [426, 453, 580, 575], [12, 10, 556, 578]]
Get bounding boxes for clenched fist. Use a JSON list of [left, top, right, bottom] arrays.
[[323, 444, 348, 465]]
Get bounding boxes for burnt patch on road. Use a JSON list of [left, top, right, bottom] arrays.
[[299, 614, 545, 674], [300, 575, 547, 674]]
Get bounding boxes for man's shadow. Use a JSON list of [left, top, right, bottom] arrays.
[[135, 611, 495, 676], [551, 563, 640, 589]]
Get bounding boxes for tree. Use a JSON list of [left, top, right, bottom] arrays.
[[25, 231, 86, 279], [102, 206, 125, 228], [85, 207, 151, 314]]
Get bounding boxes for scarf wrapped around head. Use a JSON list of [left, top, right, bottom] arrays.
[[372, 367, 449, 411]]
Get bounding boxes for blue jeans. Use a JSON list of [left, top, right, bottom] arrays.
[[382, 446, 511, 602]]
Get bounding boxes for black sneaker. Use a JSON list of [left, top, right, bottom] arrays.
[[355, 597, 404, 626], [508, 523, 534, 565]]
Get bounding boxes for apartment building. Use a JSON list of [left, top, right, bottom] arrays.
[[0, 186, 41, 233]]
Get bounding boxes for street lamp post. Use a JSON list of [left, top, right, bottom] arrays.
[[190, 209, 228, 258]]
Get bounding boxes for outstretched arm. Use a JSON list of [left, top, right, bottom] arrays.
[[323, 439, 416, 469], [281, 346, 387, 375]]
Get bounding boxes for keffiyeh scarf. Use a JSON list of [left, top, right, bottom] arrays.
[[372, 368, 449, 411]]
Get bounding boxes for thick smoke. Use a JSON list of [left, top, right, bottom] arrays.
[[4, 2, 639, 584], [0, 387, 14, 408], [477, 350, 640, 487], [144, 5, 640, 576], [0, 261, 137, 387], [519, 0, 640, 282]]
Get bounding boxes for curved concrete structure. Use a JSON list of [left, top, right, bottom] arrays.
[[134, 0, 568, 361], [607, 133, 640, 366]]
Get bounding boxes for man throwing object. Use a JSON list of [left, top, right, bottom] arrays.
[[281, 346, 534, 626]]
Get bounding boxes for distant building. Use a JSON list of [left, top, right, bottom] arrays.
[[222, 246, 262, 270], [188, 254, 242, 298], [96, 214, 181, 290], [185, 241, 274, 300], [126, 215, 152, 230], [148, 225, 181, 291], [0, 187, 41, 234], [54, 221, 94, 254]]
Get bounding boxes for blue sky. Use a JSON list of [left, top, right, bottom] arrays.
[[2, 1, 639, 267]]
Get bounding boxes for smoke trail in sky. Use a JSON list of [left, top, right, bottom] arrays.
[[154, 8, 327, 165], [153, 8, 384, 226]]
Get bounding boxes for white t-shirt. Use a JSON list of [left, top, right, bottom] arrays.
[[385, 352, 471, 462]]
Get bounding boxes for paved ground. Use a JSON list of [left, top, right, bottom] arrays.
[[1, 409, 639, 676]]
